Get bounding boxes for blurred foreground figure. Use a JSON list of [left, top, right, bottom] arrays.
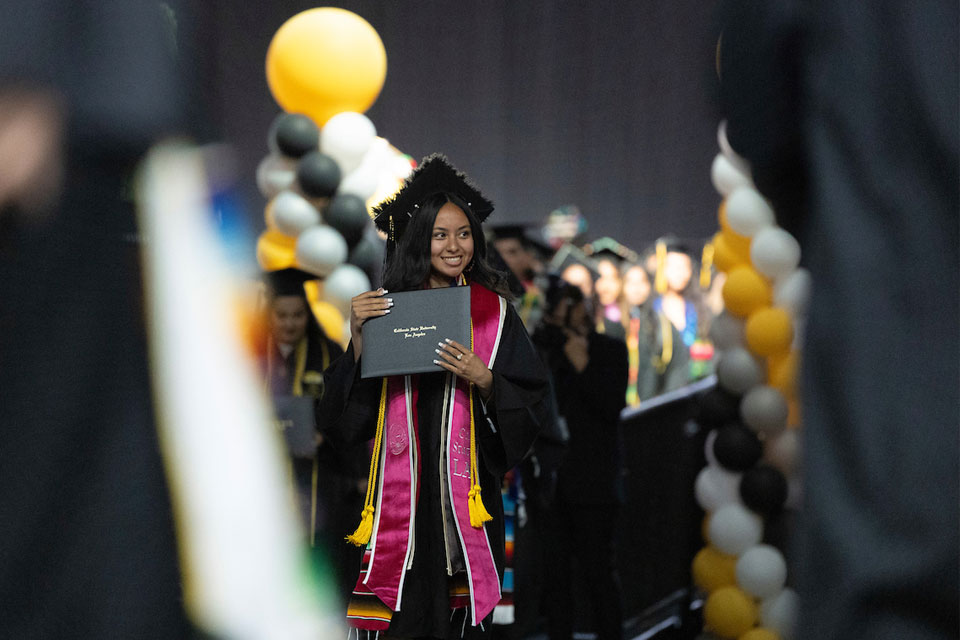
[[0, 1, 189, 637], [721, 2, 958, 638]]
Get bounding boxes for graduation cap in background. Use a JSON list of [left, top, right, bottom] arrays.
[[549, 243, 600, 280], [489, 223, 555, 261], [582, 236, 641, 265], [263, 267, 318, 299], [372, 154, 494, 251]]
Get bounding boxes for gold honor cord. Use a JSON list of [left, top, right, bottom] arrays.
[[467, 318, 493, 528], [347, 377, 388, 546], [653, 312, 674, 375]]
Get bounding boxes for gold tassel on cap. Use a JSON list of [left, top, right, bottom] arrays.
[[346, 377, 388, 547], [700, 242, 715, 290], [654, 240, 668, 294]]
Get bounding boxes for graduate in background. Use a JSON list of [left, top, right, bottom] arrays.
[[318, 155, 550, 639], [262, 268, 366, 612]]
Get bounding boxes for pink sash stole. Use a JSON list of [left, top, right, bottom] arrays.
[[362, 283, 506, 626]]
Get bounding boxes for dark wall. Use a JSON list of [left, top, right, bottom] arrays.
[[191, 1, 722, 254]]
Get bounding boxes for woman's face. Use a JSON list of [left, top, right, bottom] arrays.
[[623, 265, 651, 306], [561, 263, 593, 298], [270, 295, 309, 345], [594, 259, 622, 306], [428, 201, 475, 287], [665, 251, 693, 293]]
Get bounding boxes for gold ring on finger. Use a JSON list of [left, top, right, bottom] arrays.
[[456, 353, 463, 361]]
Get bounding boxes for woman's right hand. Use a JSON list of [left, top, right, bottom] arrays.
[[350, 288, 392, 360]]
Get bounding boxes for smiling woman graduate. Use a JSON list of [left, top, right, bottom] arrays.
[[318, 155, 550, 639]]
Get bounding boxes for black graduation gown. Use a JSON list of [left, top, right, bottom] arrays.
[[318, 304, 549, 640]]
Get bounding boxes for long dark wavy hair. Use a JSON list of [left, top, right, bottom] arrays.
[[381, 191, 513, 299]]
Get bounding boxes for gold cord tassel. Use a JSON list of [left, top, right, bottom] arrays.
[[466, 316, 493, 528], [346, 377, 388, 547], [654, 240, 667, 294]]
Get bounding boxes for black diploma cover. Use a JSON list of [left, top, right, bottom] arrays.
[[361, 286, 471, 378], [273, 395, 317, 458]]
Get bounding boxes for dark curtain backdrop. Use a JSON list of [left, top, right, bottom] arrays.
[[191, 1, 722, 254]]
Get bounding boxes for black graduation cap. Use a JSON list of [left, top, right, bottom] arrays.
[[582, 237, 640, 265], [372, 154, 494, 246], [264, 268, 317, 298], [548, 243, 600, 280]]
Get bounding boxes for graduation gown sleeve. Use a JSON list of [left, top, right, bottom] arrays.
[[316, 341, 382, 448]]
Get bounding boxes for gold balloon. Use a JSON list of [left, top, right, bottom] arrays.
[[266, 7, 387, 126], [309, 299, 345, 344], [256, 229, 297, 271], [739, 628, 781, 640], [767, 350, 798, 399], [713, 231, 749, 273], [745, 307, 794, 357], [722, 266, 772, 318], [704, 586, 758, 639], [692, 546, 738, 593]]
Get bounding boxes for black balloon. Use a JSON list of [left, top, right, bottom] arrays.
[[297, 152, 341, 198], [349, 237, 380, 273], [325, 194, 369, 248], [740, 464, 788, 516], [713, 424, 763, 471], [698, 386, 741, 428], [270, 113, 319, 158]]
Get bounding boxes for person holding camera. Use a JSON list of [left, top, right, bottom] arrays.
[[531, 281, 628, 640]]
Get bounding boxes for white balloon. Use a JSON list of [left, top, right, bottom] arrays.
[[716, 347, 764, 395], [709, 312, 745, 350], [320, 112, 377, 176], [339, 165, 381, 201], [256, 154, 297, 198], [709, 503, 764, 556], [266, 191, 321, 237], [711, 153, 752, 196], [773, 268, 812, 317], [295, 225, 347, 278], [740, 385, 789, 435], [760, 588, 799, 640], [717, 120, 752, 177], [751, 227, 801, 280], [763, 429, 801, 477], [323, 264, 371, 317], [695, 465, 742, 512], [736, 544, 788, 599], [725, 186, 775, 237], [704, 428, 720, 467]]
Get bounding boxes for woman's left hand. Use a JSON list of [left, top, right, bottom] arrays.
[[434, 339, 494, 398]]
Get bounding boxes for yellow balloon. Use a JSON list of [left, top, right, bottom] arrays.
[[309, 299, 345, 344], [767, 350, 798, 399], [692, 546, 738, 593], [719, 203, 753, 256], [745, 307, 794, 357], [266, 8, 387, 126], [713, 231, 749, 273], [722, 266, 772, 318], [704, 586, 758, 639], [256, 229, 297, 271], [739, 628, 781, 640]]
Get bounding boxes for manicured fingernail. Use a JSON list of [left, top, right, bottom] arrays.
[[384, 309, 391, 314], [435, 348, 442, 355], [438, 342, 445, 347], [387, 299, 394, 306], [433, 359, 440, 365], [444, 338, 452, 343], [378, 288, 385, 294]]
